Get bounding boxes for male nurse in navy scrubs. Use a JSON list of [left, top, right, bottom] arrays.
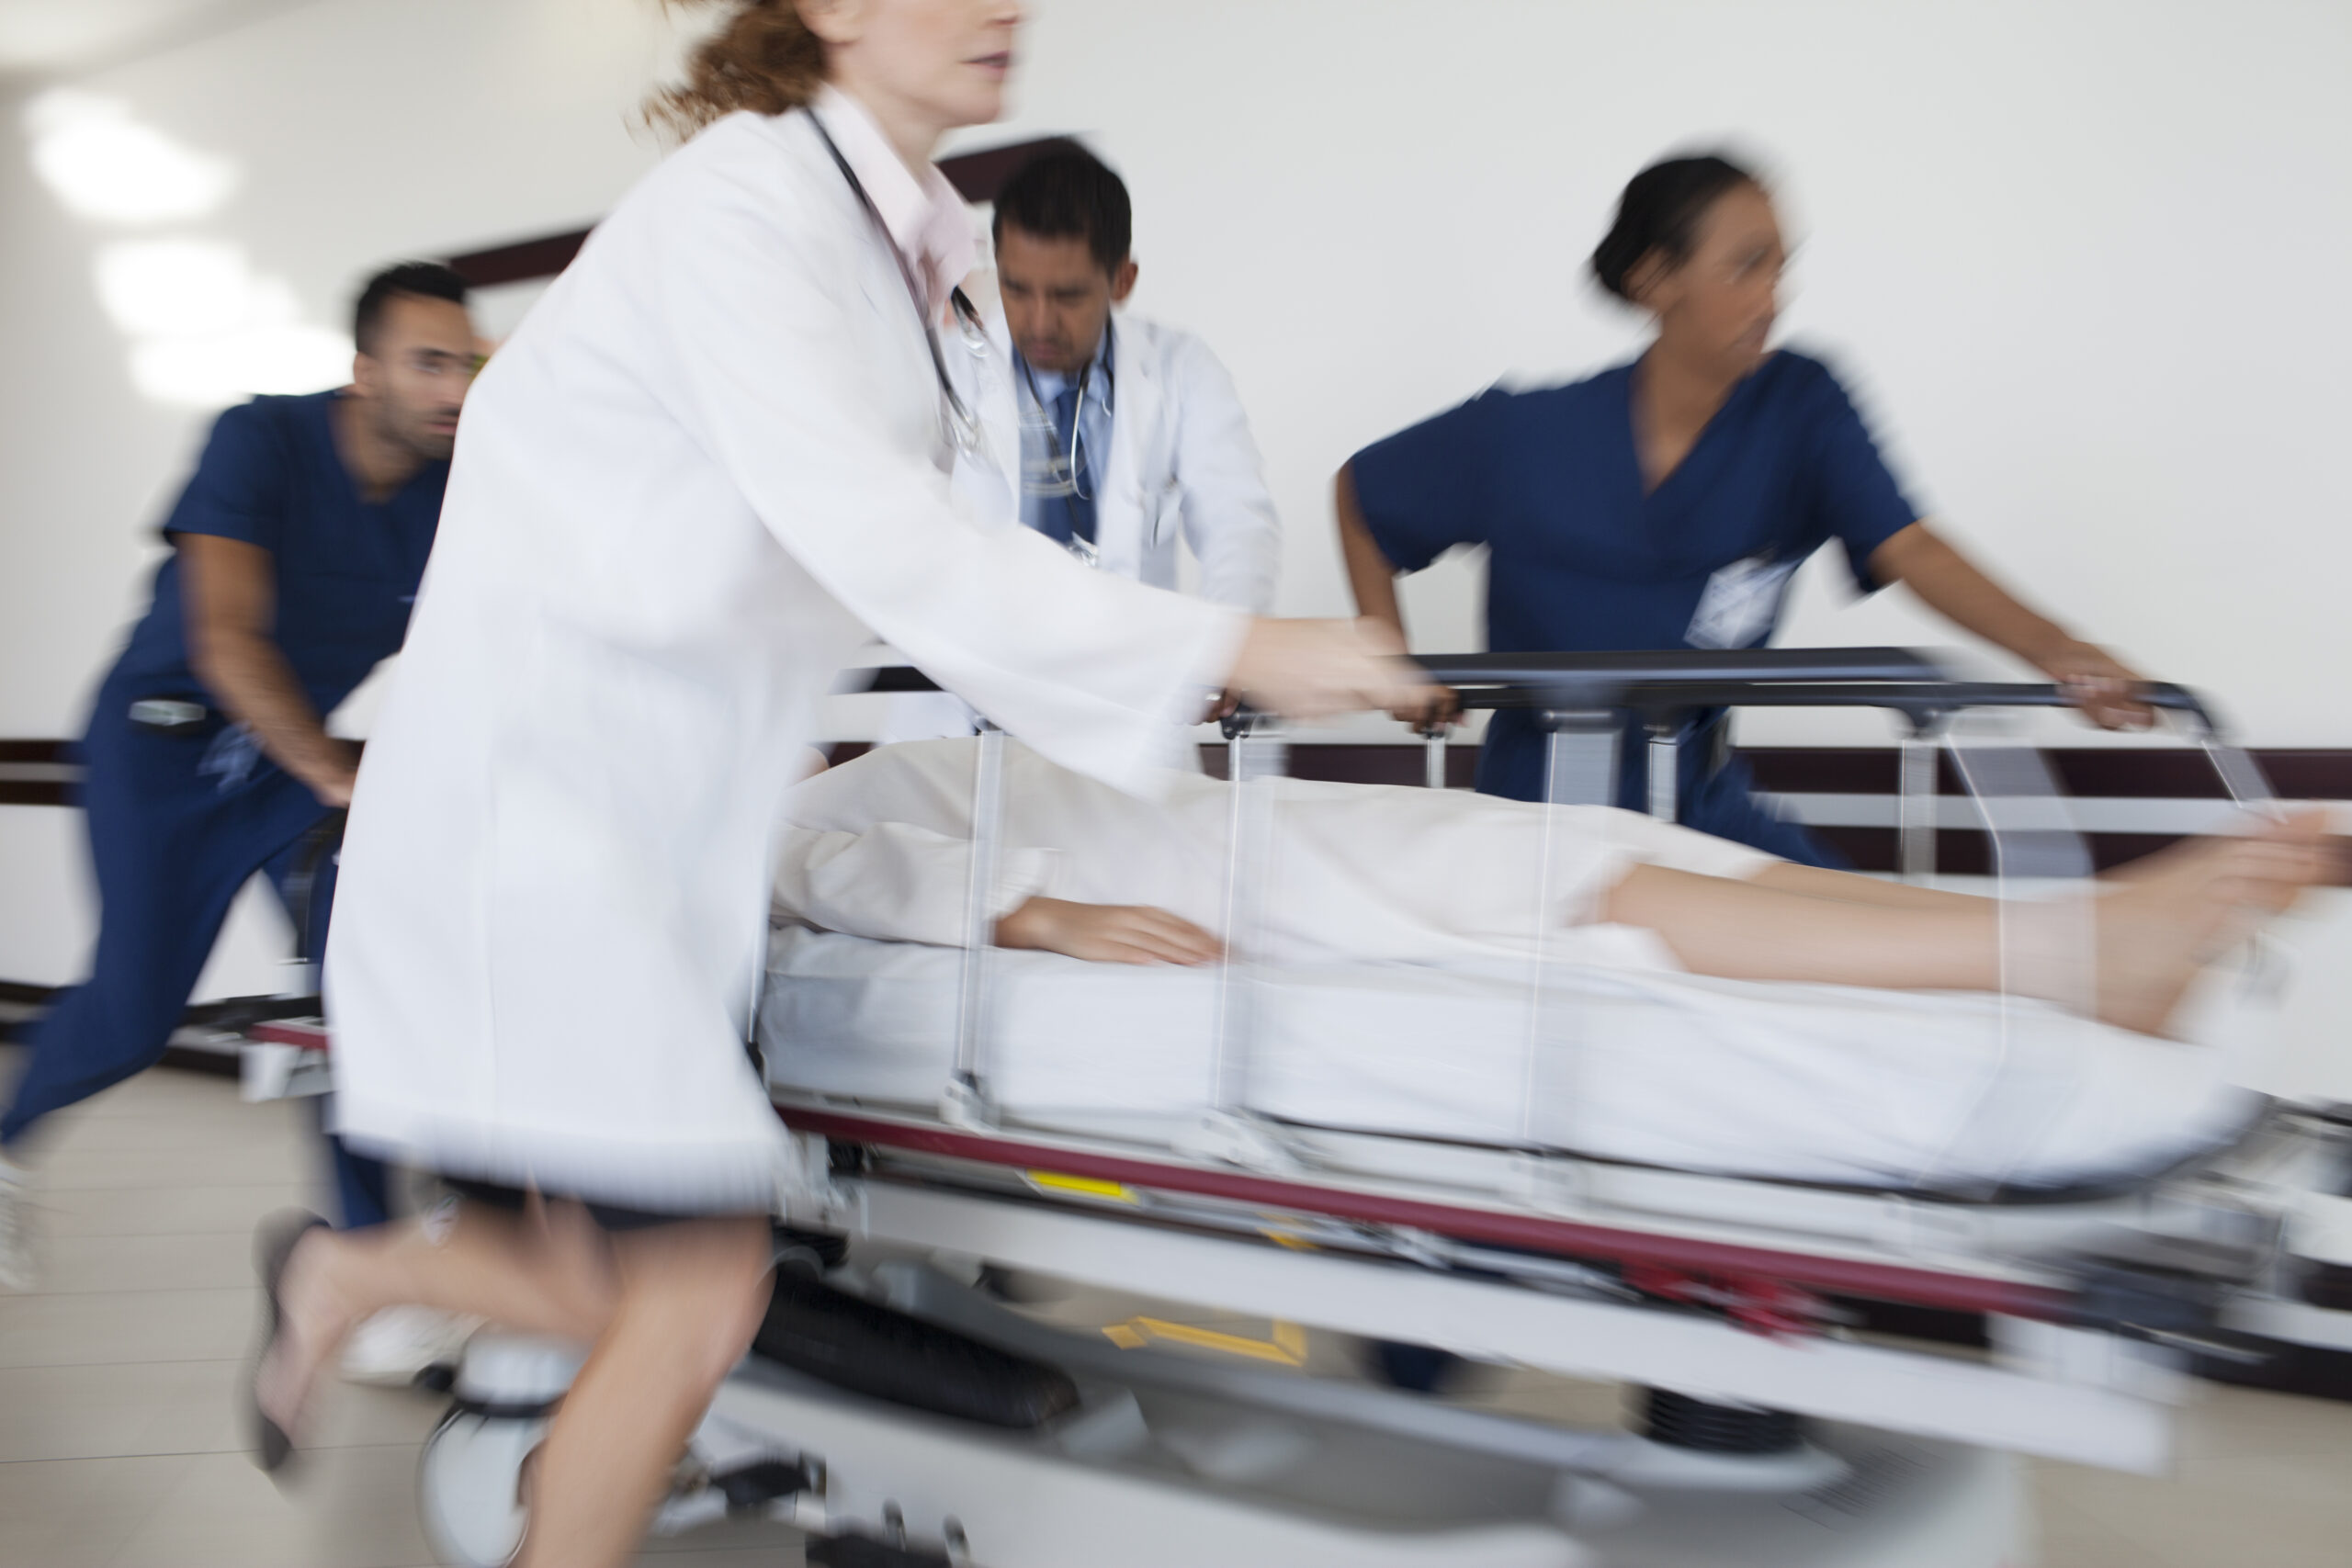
[[0, 264, 477, 1290], [1340, 153, 2148, 865]]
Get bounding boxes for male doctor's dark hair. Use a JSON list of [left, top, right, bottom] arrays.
[[991, 145, 1133, 277], [353, 262, 472, 357]]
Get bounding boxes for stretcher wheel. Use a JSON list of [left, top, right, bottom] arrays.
[[417, 1408, 542, 1568]]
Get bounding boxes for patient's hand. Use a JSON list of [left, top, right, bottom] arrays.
[[995, 897, 1222, 966]]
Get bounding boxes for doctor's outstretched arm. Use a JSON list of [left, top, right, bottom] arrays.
[[650, 175, 1434, 787]]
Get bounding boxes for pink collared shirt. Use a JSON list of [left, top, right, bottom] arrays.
[[811, 85, 977, 320]]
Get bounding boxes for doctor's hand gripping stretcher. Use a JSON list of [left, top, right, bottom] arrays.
[[241, 649, 2352, 1568]]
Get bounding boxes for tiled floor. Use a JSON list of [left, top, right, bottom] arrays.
[[4, 1050, 2350, 1567]]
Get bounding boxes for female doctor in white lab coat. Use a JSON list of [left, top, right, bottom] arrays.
[[246, 5, 1424, 1564]]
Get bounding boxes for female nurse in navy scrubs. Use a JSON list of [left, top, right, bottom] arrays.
[[1338, 152, 2148, 865]]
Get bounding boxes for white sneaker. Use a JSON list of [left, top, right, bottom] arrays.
[[340, 1305, 481, 1388], [0, 1156, 37, 1292]]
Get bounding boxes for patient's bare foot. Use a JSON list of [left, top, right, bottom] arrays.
[[2092, 817, 2333, 1035], [2101, 809, 2337, 911]]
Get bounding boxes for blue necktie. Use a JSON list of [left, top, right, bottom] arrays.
[[1042, 382, 1095, 547]]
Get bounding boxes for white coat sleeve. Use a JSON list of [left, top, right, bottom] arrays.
[[1168, 335, 1283, 614], [772, 823, 1056, 947], [646, 145, 1246, 795]]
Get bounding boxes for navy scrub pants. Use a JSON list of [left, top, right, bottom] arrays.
[[1, 690, 390, 1227]]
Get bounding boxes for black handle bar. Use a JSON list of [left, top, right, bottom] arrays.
[[837, 649, 2222, 736], [1415, 647, 1942, 689], [839, 647, 1940, 698], [1496, 677, 2211, 738]]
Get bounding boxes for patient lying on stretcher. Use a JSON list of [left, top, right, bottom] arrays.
[[776, 739, 2334, 1041]]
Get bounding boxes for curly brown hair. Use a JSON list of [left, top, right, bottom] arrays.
[[645, 1, 828, 140]]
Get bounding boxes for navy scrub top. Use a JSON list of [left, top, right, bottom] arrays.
[[1350, 349, 1919, 847], [107, 389, 447, 728]]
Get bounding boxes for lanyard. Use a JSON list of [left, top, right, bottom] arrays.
[[808, 110, 980, 452]]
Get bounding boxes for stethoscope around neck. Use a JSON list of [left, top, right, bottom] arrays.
[[1012, 334, 1111, 504], [808, 110, 988, 458]]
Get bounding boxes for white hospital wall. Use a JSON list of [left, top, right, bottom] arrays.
[[0, 0, 2346, 1035]]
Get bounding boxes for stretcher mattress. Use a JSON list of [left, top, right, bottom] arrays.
[[759, 927, 2267, 1191]]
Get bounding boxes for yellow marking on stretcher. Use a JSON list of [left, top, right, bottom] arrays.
[[1024, 1170, 1139, 1202], [1100, 1316, 1307, 1366], [1260, 1227, 1320, 1251]]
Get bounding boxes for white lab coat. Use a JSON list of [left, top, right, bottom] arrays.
[[949, 290, 1282, 609], [323, 105, 1242, 1212]]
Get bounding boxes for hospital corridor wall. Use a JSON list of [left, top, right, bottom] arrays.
[[0, 0, 2348, 1080]]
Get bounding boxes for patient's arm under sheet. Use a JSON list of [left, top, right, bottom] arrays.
[[772, 822, 1057, 947]]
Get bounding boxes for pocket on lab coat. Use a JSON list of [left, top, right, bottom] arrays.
[[1143, 479, 1182, 545]]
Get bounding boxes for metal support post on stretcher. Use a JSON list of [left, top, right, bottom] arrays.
[[1645, 718, 1680, 823], [1176, 709, 1301, 1172], [1521, 707, 1623, 1158], [1421, 721, 1448, 790], [1899, 719, 1944, 885], [941, 723, 1007, 1130]]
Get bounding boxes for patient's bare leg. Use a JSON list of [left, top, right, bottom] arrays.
[[1601, 815, 2332, 1035], [1748, 861, 1988, 911], [1602, 867, 2003, 990]]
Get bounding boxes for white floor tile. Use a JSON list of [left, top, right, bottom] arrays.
[[105, 1445, 435, 1568], [0, 1452, 188, 1568], [0, 1358, 246, 1463], [0, 1285, 255, 1368], [43, 1180, 312, 1239], [34, 1229, 267, 1296]]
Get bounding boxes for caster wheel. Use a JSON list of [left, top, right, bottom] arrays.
[[417, 1409, 544, 1568]]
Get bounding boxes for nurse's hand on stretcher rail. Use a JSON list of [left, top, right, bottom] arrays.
[[2034, 637, 2155, 731], [1227, 617, 1443, 723], [995, 897, 1221, 966]]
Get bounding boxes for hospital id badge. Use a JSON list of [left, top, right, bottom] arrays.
[[1686, 552, 1799, 650]]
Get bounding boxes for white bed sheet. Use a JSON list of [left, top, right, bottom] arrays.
[[759, 927, 2266, 1191]]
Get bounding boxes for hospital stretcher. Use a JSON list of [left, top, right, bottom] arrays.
[[242, 649, 2352, 1568]]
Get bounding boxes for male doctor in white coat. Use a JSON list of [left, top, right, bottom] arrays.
[[892, 143, 1280, 738]]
